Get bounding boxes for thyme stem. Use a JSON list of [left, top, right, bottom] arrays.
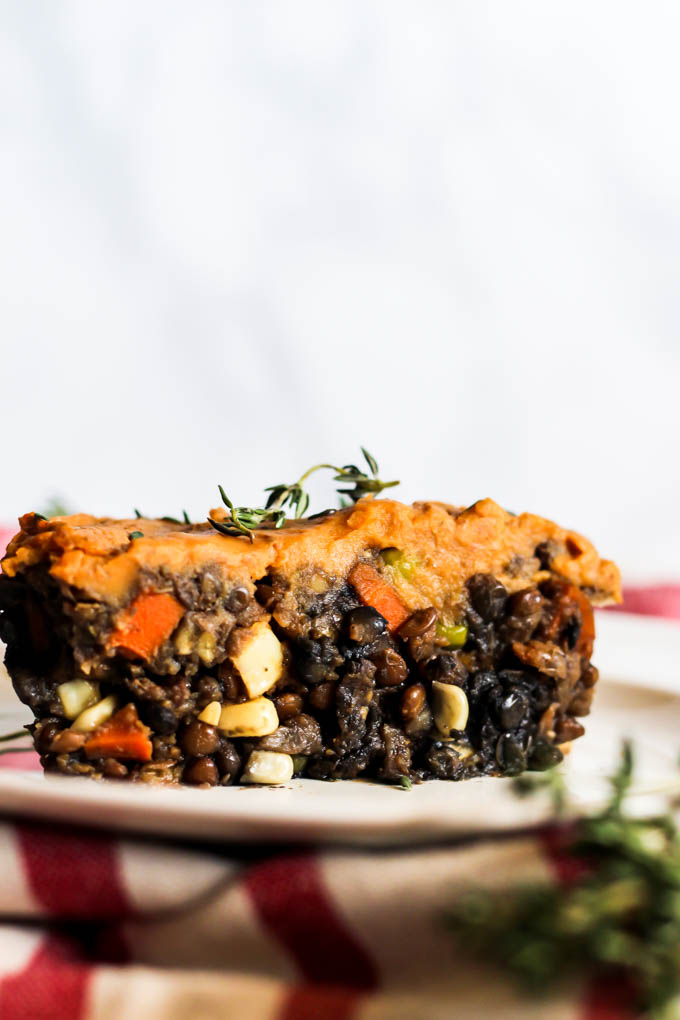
[[0, 729, 29, 743]]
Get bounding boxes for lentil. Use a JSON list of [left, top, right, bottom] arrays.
[[180, 720, 219, 757], [496, 733, 527, 775], [399, 607, 438, 640], [467, 574, 507, 622], [141, 703, 178, 736], [103, 758, 128, 779], [308, 680, 335, 712], [424, 652, 467, 685], [529, 739, 564, 771], [497, 690, 529, 729], [569, 688, 595, 716], [35, 719, 60, 755], [183, 756, 218, 786], [215, 738, 241, 779], [274, 692, 304, 721], [373, 648, 408, 687], [226, 586, 250, 612], [401, 683, 426, 720], [554, 716, 586, 742], [346, 605, 388, 644], [49, 729, 87, 754], [504, 588, 544, 641]]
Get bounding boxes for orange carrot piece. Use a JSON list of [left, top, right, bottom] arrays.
[[542, 583, 595, 659], [108, 592, 184, 660], [84, 704, 153, 762], [569, 585, 595, 658], [348, 562, 411, 632]]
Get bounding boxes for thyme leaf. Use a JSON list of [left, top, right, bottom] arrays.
[[209, 487, 286, 543], [160, 510, 192, 525], [134, 509, 192, 525]]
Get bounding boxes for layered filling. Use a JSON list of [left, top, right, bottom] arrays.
[[0, 550, 598, 785]]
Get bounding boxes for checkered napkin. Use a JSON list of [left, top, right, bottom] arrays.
[[0, 528, 669, 1019]]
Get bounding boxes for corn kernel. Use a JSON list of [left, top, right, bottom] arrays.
[[57, 680, 100, 720], [218, 697, 279, 738], [432, 681, 469, 735], [71, 694, 118, 732], [197, 700, 222, 726], [242, 750, 294, 785]]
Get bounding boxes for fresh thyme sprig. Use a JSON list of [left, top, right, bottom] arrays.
[[445, 742, 680, 1018], [209, 448, 398, 541]]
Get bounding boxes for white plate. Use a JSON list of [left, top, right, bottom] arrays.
[[0, 612, 678, 845]]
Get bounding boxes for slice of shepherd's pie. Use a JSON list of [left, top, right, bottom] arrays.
[[0, 457, 620, 786]]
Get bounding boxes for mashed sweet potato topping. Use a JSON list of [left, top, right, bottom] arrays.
[[2, 497, 620, 614]]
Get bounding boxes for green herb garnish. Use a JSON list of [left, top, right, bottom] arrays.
[[446, 741, 680, 1018], [42, 498, 70, 518], [134, 509, 191, 524], [128, 531, 144, 541], [0, 728, 32, 757], [512, 763, 569, 817], [400, 775, 413, 791], [209, 448, 398, 541], [208, 488, 287, 540], [0, 728, 29, 743], [160, 510, 192, 525]]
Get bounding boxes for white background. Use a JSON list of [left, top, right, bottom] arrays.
[[1, 2, 678, 581]]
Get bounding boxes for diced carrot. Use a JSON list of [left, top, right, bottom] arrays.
[[348, 562, 411, 632], [84, 704, 153, 762], [108, 591, 184, 660], [569, 586, 595, 658], [542, 582, 595, 658]]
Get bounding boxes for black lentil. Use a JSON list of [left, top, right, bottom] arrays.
[[467, 574, 507, 622]]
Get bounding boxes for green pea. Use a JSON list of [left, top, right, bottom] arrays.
[[291, 755, 308, 775], [398, 559, 417, 581], [436, 622, 468, 648], [380, 547, 417, 581]]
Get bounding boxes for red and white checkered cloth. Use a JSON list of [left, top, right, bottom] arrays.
[[0, 527, 671, 1019]]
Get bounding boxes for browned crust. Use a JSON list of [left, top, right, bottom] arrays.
[[1, 498, 621, 615]]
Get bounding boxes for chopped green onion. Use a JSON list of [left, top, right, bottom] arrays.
[[437, 622, 468, 648], [380, 548, 417, 581], [380, 547, 401, 567]]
